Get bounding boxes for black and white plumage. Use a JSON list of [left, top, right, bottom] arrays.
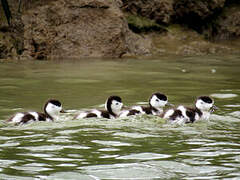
[[75, 96, 123, 119], [163, 96, 217, 124], [7, 99, 64, 125], [120, 92, 171, 117]]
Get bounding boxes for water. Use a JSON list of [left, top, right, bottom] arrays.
[[0, 55, 240, 179]]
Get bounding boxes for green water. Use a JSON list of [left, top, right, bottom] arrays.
[[0, 55, 240, 179]]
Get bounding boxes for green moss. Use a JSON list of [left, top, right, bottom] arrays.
[[126, 14, 167, 33]]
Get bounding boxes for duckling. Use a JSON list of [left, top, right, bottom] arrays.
[[163, 96, 217, 124], [75, 96, 123, 119], [120, 92, 172, 117], [7, 99, 64, 125]]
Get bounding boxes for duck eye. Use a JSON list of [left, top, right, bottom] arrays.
[[116, 102, 119, 105], [156, 99, 159, 102]]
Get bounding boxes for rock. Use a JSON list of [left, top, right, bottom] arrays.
[[173, 0, 226, 32], [151, 25, 237, 56], [21, 0, 151, 59], [0, 32, 17, 59], [122, 0, 174, 25]]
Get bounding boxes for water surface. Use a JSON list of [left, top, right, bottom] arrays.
[[0, 55, 240, 179]]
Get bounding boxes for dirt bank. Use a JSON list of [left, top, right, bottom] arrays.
[[0, 0, 239, 60]]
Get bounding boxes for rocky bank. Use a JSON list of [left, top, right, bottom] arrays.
[[0, 0, 240, 60]]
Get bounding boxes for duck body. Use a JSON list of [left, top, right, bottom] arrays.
[[119, 109, 141, 118], [8, 99, 63, 125], [163, 96, 217, 124], [131, 106, 163, 115], [120, 92, 171, 117], [76, 109, 113, 119], [8, 112, 52, 124], [75, 96, 123, 119]]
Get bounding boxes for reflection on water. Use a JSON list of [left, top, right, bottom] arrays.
[[0, 55, 240, 179]]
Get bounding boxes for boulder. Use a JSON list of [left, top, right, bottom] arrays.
[[22, 0, 151, 59]]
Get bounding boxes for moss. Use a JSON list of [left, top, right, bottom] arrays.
[[126, 14, 167, 33]]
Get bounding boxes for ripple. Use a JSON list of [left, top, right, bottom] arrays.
[[55, 79, 101, 84], [0, 141, 20, 147], [47, 137, 73, 143], [185, 139, 215, 145], [185, 176, 222, 180], [179, 150, 236, 157], [0, 160, 17, 167], [92, 140, 132, 147], [99, 155, 119, 159], [117, 153, 171, 160], [0, 85, 19, 89], [56, 163, 77, 167], [11, 165, 52, 172], [98, 148, 119, 152], [224, 105, 240, 108], [211, 93, 238, 99], [57, 129, 82, 135], [229, 111, 240, 118], [21, 145, 64, 152], [43, 157, 76, 162], [79, 163, 175, 179], [44, 172, 95, 180], [182, 159, 211, 165], [63, 145, 91, 150], [19, 153, 53, 158], [205, 142, 240, 147], [0, 174, 33, 180], [114, 132, 157, 138]]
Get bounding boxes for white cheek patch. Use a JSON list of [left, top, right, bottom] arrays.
[[150, 95, 158, 107], [150, 95, 167, 108], [45, 103, 62, 120], [196, 100, 213, 111], [111, 101, 123, 115]]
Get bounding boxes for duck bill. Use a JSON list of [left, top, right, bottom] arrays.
[[166, 102, 174, 107], [210, 105, 218, 112], [60, 109, 66, 113]]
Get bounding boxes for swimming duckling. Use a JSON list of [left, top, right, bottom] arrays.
[[120, 92, 172, 117], [163, 96, 217, 124], [7, 99, 64, 125], [75, 96, 123, 119]]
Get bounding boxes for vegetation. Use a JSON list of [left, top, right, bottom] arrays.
[[1, 0, 12, 25], [126, 14, 167, 33]]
